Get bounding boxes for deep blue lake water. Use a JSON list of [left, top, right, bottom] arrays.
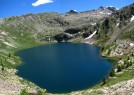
[[16, 43, 112, 94]]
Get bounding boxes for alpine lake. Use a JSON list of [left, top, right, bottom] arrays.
[[16, 42, 112, 94]]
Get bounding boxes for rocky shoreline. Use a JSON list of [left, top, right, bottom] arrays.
[[0, 66, 46, 95]]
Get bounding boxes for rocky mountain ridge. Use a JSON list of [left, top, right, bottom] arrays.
[[0, 6, 117, 42]]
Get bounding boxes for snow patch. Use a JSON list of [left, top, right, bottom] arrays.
[[66, 33, 73, 37], [116, 23, 119, 26], [130, 15, 134, 22], [85, 31, 97, 39]]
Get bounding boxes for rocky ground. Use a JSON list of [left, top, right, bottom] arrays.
[[92, 79, 134, 95], [102, 40, 134, 57], [0, 66, 134, 95], [0, 66, 46, 95], [47, 78, 134, 95]]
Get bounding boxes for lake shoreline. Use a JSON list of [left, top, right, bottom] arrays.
[[16, 42, 112, 94], [14, 41, 134, 95], [1, 41, 133, 95]]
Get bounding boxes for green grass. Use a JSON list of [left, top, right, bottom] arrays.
[[122, 30, 134, 41], [20, 89, 29, 95], [106, 71, 134, 86], [0, 25, 56, 70], [92, 70, 134, 90], [0, 51, 21, 69], [96, 37, 110, 46]]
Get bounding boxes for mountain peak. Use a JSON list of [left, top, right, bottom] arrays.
[[67, 10, 78, 14], [106, 6, 118, 12], [99, 6, 105, 10]]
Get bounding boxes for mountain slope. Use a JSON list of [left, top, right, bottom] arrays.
[[0, 3, 133, 95]]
